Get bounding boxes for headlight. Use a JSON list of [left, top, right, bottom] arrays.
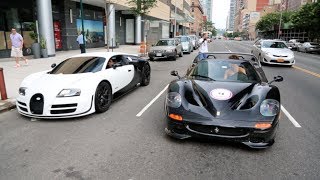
[[166, 92, 182, 108], [57, 89, 81, 97], [260, 99, 280, 116], [19, 87, 27, 96], [166, 49, 174, 52]]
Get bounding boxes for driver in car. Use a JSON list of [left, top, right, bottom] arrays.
[[107, 59, 115, 68], [224, 55, 247, 80]]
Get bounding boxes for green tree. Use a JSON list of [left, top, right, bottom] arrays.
[[291, 2, 320, 40], [129, 0, 157, 15], [256, 11, 294, 32]]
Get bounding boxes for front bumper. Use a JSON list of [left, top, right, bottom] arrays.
[[16, 95, 94, 119], [263, 55, 295, 65], [149, 51, 175, 59], [165, 117, 278, 149]]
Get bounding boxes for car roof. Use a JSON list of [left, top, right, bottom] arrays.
[[71, 52, 137, 59]]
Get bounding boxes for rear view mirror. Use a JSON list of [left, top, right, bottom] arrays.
[[269, 75, 283, 84], [51, 63, 56, 68], [170, 70, 180, 79]]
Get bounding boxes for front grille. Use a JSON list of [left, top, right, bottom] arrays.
[[17, 101, 27, 106], [51, 109, 76, 114], [52, 103, 77, 108], [188, 124, 248, 136], [270, 60, 290, 63], [273, 55, 288, 57], [30, 93, 44, 115], [19, 106, 28, 112]]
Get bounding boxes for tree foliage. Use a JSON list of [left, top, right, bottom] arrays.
[[291, 2, 320, 39], [256, 11, 294, 32], [129, 0, 157, 15]]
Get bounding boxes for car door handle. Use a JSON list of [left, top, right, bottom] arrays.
[[128, 69, 131, 72]]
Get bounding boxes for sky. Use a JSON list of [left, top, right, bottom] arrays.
[[212, 0, 231, 29]]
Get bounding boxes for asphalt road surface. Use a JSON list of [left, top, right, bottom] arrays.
[[1, 40, 319, 180]]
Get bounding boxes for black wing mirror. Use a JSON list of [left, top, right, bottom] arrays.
[[51, 63, 56, 68], [269, 75, 283, 84], [170, 70, 181, 79]]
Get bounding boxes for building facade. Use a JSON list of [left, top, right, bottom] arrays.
[[228, 0, 236, 31], [200, 0, 212, 21], [191, 0, 204, 35], [0, 0, 172, 59]]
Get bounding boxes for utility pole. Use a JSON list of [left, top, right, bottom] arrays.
[[174, 0, 177, 37], [80, 0, 86, 53]]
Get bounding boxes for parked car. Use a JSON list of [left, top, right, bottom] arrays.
[[287, 39, 303, 51], [165, 52, 283, 149], [188, 35, 199, 50], [297, 42, 320, 53], [16, 52, 151, 119], [252, 39, 295, 67], [176, 36, 194, 54], [149, 38, 183, 61]]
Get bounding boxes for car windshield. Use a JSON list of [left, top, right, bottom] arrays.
[[156, 40, 174, 46], [262, 41, 288, 48], [189, 60, 260, 83], [51, 56, 106, 74], [179, 36, 189, 42]]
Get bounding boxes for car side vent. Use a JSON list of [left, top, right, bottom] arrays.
[[185, 90, 199, 106], [240, 95, 259, 110]]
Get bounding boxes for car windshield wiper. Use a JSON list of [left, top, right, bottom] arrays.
[[190, 74, 216, 81]]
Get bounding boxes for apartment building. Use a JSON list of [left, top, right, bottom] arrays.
[[191, 0, 204, 35], [228, 0, 236, 31]]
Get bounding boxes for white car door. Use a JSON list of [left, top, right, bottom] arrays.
[[104, 55, 134, 93]]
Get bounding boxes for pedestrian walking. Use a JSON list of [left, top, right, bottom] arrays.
[[77, 31, 86, 53], [10, 28, 28, 68], [198, 33, 209, 60]]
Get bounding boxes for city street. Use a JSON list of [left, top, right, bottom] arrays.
[[1, 40, 320, 179]]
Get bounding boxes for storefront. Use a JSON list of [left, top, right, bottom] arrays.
[[0, 0, 36, 58]]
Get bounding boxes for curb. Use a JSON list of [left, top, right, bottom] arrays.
[[0, 100, 16, 114]]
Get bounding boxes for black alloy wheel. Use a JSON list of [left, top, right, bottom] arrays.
[[95, 82, 112, 113], [141, 64, 151, 86]]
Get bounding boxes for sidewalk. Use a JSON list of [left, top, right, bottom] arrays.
[[0, 45, 142, 105]]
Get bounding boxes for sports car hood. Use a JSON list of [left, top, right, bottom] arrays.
[[192, 80, 256, 110], [262, 48, 293, 56], [21, 71, 93, 95], [172, 79, 274, 121]]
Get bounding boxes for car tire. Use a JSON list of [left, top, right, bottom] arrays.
[[141, 64, 151, 86], [149, 57, 154, 61], [171, 52, 177, 61], [179, 51, 183, 57], [95, 81, 112, 113]]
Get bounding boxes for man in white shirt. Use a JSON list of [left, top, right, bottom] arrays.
[[198, 33, 210, 60], [76, 31, 86, 53]]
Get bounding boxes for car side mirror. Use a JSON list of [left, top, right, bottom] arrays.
[[51, 63, 56, 68], [170, 70, 180, 79], [269, 75, 283, 84]]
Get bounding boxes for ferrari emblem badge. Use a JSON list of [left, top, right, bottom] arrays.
[[214, 127, 219, 133], [210, 88, 233, 100]]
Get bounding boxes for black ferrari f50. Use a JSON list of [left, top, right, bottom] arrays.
[[165, 52, 283, 148]]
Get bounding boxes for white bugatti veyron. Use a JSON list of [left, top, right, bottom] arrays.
[[16, 52, 151, 119]]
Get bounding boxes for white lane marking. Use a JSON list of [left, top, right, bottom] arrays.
[[136, 84, 169, 117], [281, 105, 301, 128], [224, 46, 232, 52]]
